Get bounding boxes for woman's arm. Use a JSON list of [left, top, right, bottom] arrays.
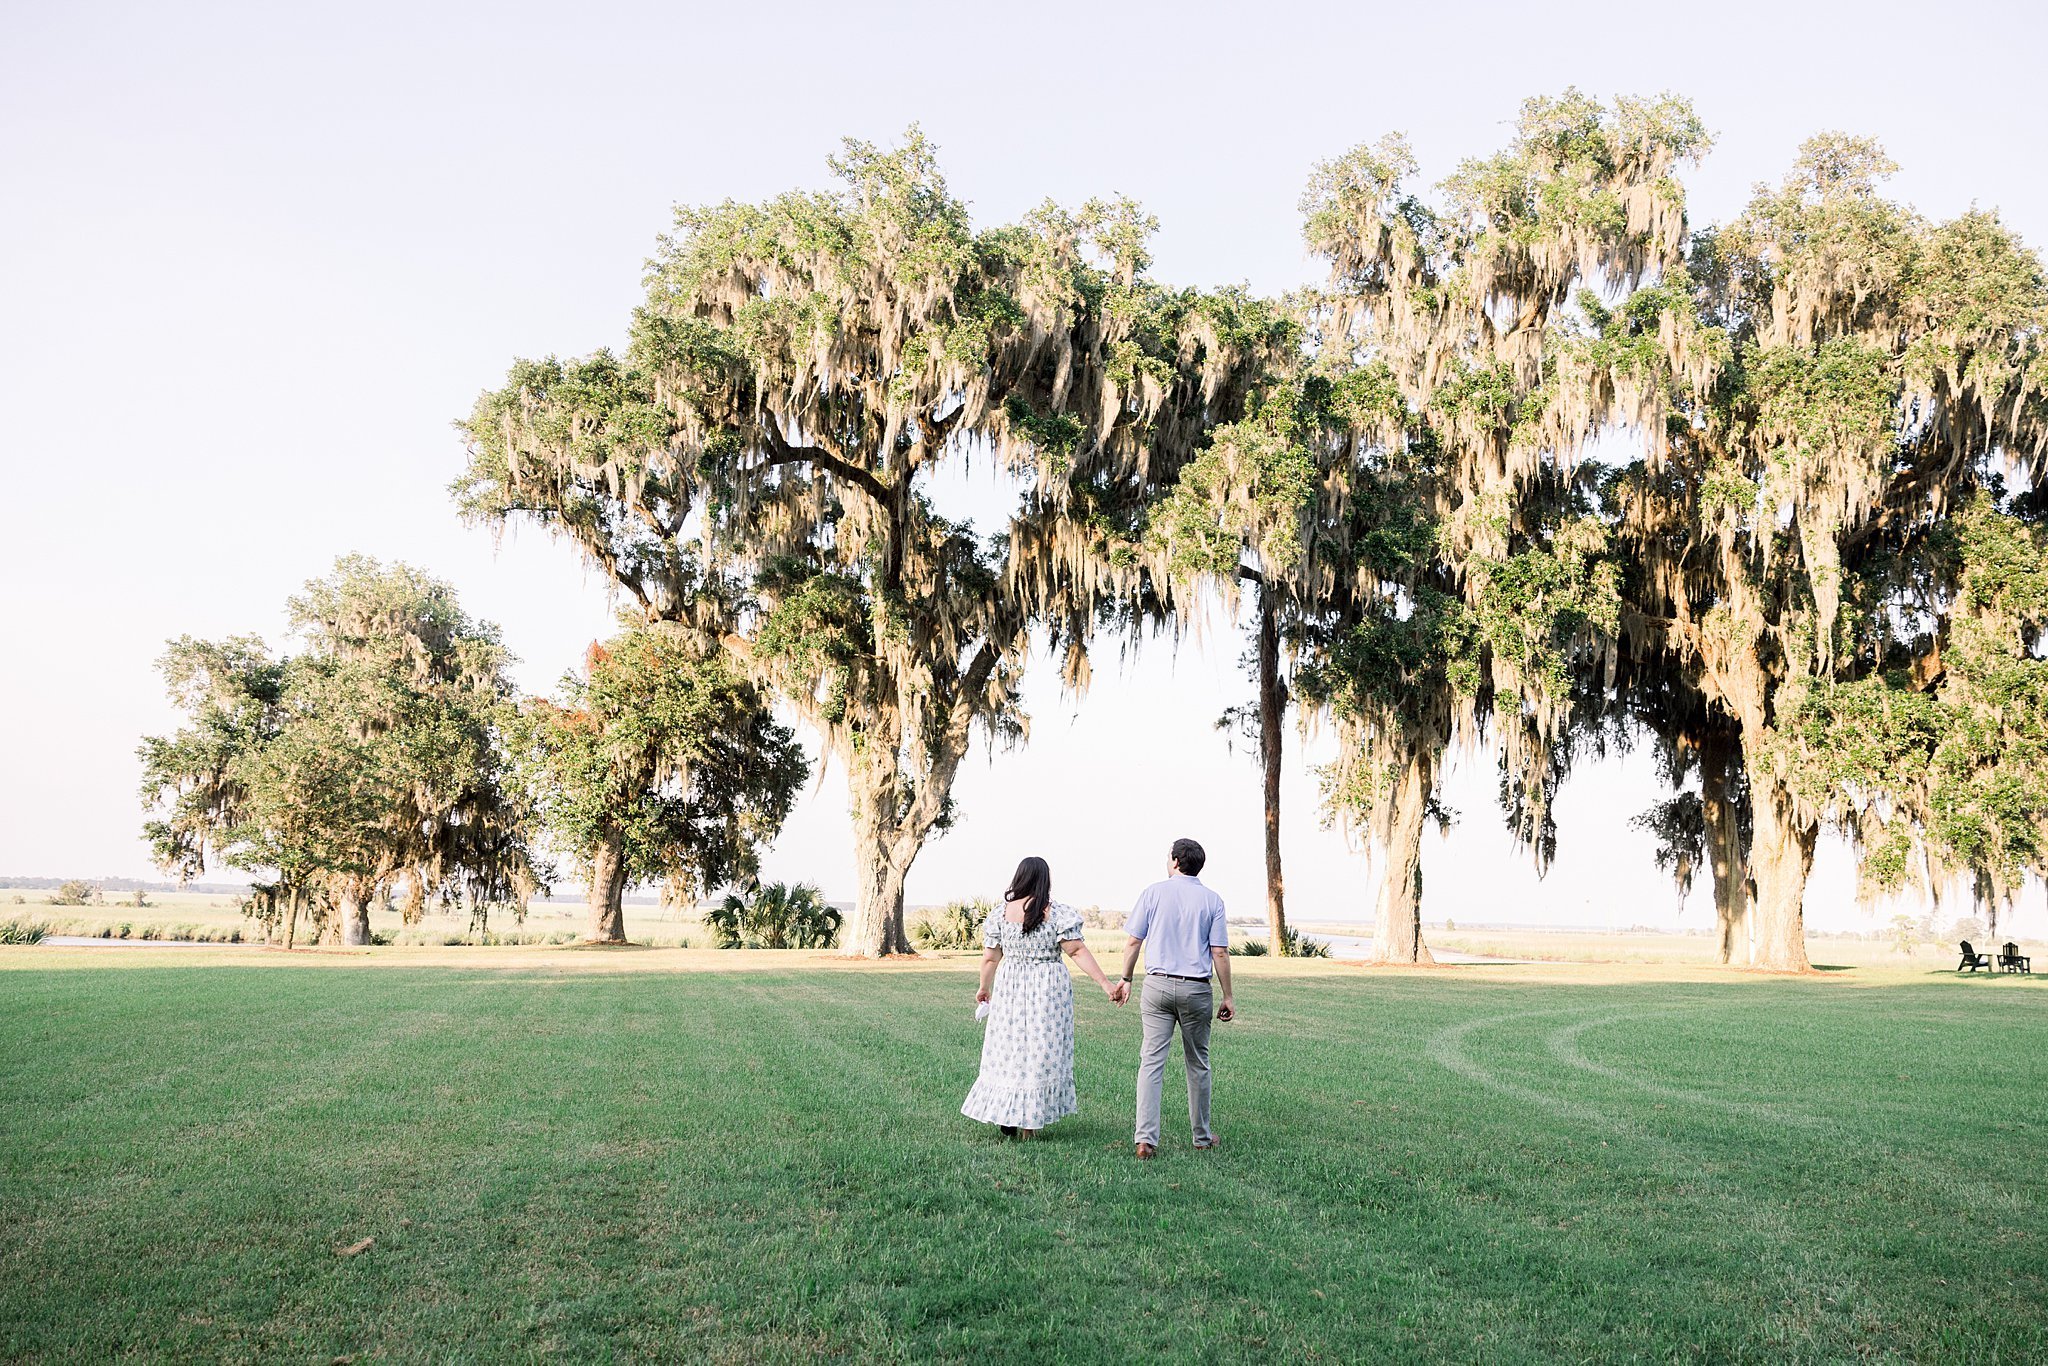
[[1062, 939, 1120, 999], [976, 947, 1002, 1003]]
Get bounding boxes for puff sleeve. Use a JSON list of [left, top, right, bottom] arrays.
[[1051, 902, 1085, 943]]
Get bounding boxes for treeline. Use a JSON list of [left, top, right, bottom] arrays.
[[0, 876, 249, 894], [139, 561, 803, 945], [142, 94, 2048, 969]]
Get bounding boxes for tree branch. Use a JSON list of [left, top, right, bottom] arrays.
[[760, 425, 893, 508]]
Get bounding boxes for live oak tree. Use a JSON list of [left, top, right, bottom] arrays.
[[1773, 495, 2048, 940], [1605, 137, 2048, 968], [1148, 365, 1313, 954], [1236, 94, 1701, 962], [457, 130, 1284, 955], [506, 627, 806, 943], [139, 558, 540, 945], [139, 636, 361, 946]]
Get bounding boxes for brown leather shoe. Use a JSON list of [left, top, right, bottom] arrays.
[[1135, 1142, 1156, 1160]]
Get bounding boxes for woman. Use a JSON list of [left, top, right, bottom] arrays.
[[962, 855, 1121, 1138]]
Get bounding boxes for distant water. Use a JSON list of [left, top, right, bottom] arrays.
[[1226, 927, 1530, 964]]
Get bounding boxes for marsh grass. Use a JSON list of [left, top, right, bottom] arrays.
[[0, 963, 2042, 1361]]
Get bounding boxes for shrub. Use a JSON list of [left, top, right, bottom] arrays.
[[1077, 905, 1126, 931], [705, 882, 839, 949], [912, 899, 990, 951], [0, 919, 49, 945], [1231, 928, 1329, 958], [49, 880, 101, 907], [1289, 930, 1331, 958]]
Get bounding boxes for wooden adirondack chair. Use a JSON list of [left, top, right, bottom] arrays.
[[1998, 942, 2031, 974], [1958, 941, 1994, 972]]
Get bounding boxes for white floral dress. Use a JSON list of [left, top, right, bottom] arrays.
[[961, 899, 1085, 1130]]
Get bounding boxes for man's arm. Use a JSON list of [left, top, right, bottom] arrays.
[[1115, 889, 1152, 1003], [1118, 936, 1143, 991], [1208, 897, 1234, 1018]]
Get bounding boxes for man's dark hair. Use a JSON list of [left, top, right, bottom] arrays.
[[1170, 838, 1206, 876]]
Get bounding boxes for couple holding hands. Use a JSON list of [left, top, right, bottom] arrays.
[[962, 839, 1234, 1159]]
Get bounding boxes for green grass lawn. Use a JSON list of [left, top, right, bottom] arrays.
[[2, 963, 2043, 1362]]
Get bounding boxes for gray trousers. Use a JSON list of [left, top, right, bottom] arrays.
[[1135, 975, 1214, 1146]]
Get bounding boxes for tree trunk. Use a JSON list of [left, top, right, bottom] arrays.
[[1371, 749, 1435, 964], [284, 886, 301, 950], [337, 882, 373, 947], [843, 741, 919, 956], [1699, 728, 1751, 966], [587, 832, 628, 943], [1748, 777, 1815, 971], [848, 822, 914, 957], [1257, 583, 1289, 955]]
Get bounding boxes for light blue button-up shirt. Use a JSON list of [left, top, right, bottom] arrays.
[[1126, 874, 1229, 978]]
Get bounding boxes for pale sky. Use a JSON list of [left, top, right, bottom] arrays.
[[6, 0, 2046, 937]]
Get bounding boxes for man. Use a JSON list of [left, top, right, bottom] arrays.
[[1117, 837, 1234, 1159]]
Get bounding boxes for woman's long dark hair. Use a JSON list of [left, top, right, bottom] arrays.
[[1005, 856, 1052, 934]]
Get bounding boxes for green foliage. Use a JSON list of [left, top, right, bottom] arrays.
[[0, 919, 49, 944], [1467, 520, 1621, 702], [1232, 927, 1329, 957], [1148, 382, 1320, 581], [910, 899, 989, 951], [704, 882, 840, 949], [1747, 338, 1896, 464], [1773, 495, 2048, 909], [137, 559, 541, 942], [49, 880, 100, 907], [1631, 795, 1705, 900], [508, 627, 806, 906], [1000, 395, 1084, 461]]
